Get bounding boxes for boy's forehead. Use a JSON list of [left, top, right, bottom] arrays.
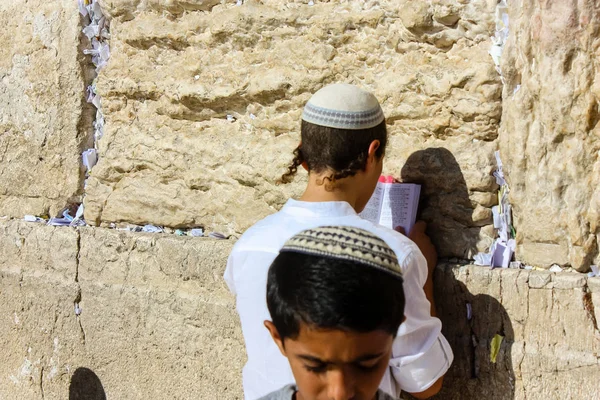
[[286, 322, 393, 363]]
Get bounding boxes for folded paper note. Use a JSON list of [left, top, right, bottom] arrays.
[[490, 334, 504, 363]]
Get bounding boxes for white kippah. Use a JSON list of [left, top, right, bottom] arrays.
[[302, 83, 385, 130]]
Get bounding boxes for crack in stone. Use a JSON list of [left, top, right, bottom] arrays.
[[75, 229, 81, 283], [582, 283, 599, 333], [39, 363, 45, 400], [77, 314, 87, 346], [499, 270, 504, 305]]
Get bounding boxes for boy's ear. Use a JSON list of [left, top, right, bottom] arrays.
[[368, 140, 381, 159], [298, 142, 309, 171], [264, 320, 287, 357]]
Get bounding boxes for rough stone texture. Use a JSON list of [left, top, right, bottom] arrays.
[[433, 264, 600, 400], [0, 0, 92, 219], [499, 0, 600, 271], [0, 220, 243, 400], [85, 0, 502, 258], [2, 221, 600, 399]]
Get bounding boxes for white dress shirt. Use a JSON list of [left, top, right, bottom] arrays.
[[224, 200, 454, 400]]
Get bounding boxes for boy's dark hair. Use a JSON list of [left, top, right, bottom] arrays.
[[279, 120, 388, 186], [266, 251, 405, 341]]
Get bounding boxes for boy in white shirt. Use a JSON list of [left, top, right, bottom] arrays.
[[224, 83, 453, 399], [259, 226, 406, 400]]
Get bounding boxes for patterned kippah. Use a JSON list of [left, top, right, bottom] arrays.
[[280, 226, 402, 280], [302, 83, 385, 130]]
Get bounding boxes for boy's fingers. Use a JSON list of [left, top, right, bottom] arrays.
[[394, 226, 406, 235], [409, 221, 427, 237]]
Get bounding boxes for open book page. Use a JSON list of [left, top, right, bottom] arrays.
[[358, 181, 384, 223], [378, 183, 420, 234]]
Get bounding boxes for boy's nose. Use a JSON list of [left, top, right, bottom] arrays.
[[326, 370, 355, 400]]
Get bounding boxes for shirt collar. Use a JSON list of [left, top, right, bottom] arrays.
[[281, 199, 358, 218]]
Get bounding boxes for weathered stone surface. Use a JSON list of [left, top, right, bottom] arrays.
[[500, 0, 600, 271], [2, 221, 599, 399], [0, 0, 91, 219], [0, 220, 244, 399], [77, 228, 243, 399], [432, 264, 600, 400], [85, 0, 502, 258]]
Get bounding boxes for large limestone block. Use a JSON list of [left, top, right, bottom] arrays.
[[433, 265, 517, 399], [0, 220, 82, 399], [86, 0, 501, 258], [499, 0, 600, 271], [0, 219, 79, 283], [433, 264, 600, 400], [0, 220, 244, 399], [77, 227, 244, 399], [0, 0, 91, 219]]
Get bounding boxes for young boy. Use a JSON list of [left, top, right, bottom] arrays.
[[224, 83, 453, 399], [260, 226, 406, 400]]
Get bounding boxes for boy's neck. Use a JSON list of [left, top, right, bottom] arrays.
[[299, 174, 363, 211]]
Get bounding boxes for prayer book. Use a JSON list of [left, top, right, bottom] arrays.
[[359, 176, 421, 235]]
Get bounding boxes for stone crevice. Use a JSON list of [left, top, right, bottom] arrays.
[[582, 284, 599, 333], [75, 229, 81, 283], [77, 310, 87, 347], [39, 365, 45, 400]]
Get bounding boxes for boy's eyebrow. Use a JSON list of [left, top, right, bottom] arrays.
[[352, 352, 385, 362], [297, 352, 385, 364], [298, 354, 327, 364]]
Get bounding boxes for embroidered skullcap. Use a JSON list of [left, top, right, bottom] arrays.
[[280, 226, 402, 280], [302, 83, 385, 130]]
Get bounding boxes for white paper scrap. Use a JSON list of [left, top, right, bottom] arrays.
[[491, 238, 516, 269], [513, 84, 521, 95], [24, 215, 44, 223], [78, 0, 89, 16], [190, 228, 204, 237], [509, 261, 522, 269], [492, 205, 501, 228], [549, 264, 563, 273], [588, 265, 599, 278], [474, 252, 492, 266], [82, 24, 100, 40], [142, 225, 163, 233], [82, 149, 98, 172]]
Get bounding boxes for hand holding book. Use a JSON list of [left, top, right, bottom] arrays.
[[359, 175, 421, 235]]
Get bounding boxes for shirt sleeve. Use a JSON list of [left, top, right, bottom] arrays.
[[223, 250, 237, 296], [389, 247, 454, 393]]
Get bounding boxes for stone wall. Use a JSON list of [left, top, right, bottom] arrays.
[[0, 220, 242, 399], [2, 1, 600, 397], [499, 0, 600, 271], [0, 0, 92, 219], [1, 1, 599, 268], [1, 220, 599, 399], [433, 264, 600, 400], [82, 0, 502, 259]]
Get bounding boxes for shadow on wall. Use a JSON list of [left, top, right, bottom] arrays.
[[401, 148, 481, 259], [429, 266, 515, 400], [69, 367, 106, 400]]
